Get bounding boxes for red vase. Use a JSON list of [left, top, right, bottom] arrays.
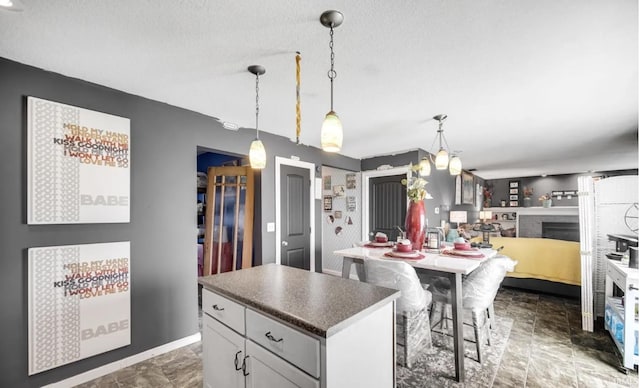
[[405, 201, 426, 251]]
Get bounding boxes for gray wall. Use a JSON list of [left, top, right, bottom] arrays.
[[484, 170, 638, 208], [361, 150, 485, 228], [0, 57, 358, 387]]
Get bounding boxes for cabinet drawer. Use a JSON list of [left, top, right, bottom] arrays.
[[202, 289, 245, 335], [246, 309, 320, 378], [607, 264, 625, 287]]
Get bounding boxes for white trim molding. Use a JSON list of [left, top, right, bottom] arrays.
[[275, 156, 316, 272], [42, 333, 201, 388]]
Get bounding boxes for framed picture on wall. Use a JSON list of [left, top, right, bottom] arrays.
[[323, 196, 332, 211], [509, 188, 518, 194], [323, 176, 331, 191], [346, 173, 356, 189], [346, 196, 356, 212], [509, 200, 518, 207], [461, 171, 474, 205], [333, 185, 346, 197]]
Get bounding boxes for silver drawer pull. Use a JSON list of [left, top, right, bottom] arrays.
[[265, 331, 283, 343], [242, 355, 250, 376], [212, 304, 225, 311], [234, 350, 242, 371]]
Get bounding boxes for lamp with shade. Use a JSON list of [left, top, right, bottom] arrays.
[[449, 210, 468, 228]]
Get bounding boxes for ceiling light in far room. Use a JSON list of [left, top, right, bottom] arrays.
[[421, 114, 462, 176], [541, 173, 547, 177], [319, 10, 344, 153], [0, 0, 23, 11], [248, 65, 267, 169]]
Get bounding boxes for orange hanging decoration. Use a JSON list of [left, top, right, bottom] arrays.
[[295, 51, 301, 144]]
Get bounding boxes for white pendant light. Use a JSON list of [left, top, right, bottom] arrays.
[[320, 10, 344, 153], [419, 157, 431, 176], [248, 65, 266, 169], [449, 154, 462, 175], [249, 139, 266, 169], [435, 149, 449, 170]]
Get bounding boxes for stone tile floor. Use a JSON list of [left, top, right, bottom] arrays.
[[76, 288, 638, 387]]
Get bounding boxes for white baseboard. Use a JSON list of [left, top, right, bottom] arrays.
[[43, 332, 201, 388]]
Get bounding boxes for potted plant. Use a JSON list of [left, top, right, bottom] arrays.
[[401, 164, 432, 250], [523, 186, 534, 207], [539, 193, 552, 208]]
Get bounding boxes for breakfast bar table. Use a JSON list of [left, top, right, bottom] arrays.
[[333, 246, 497, 383]]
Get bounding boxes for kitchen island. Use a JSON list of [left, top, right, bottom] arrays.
[[198, 263, 400, 388]]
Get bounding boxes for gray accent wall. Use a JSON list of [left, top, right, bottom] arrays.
[[361, 150, 485, 228], [0, 57, 358, 387], [484, 170, 638, 208]]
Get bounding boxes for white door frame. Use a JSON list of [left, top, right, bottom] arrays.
[[360, 165, 410, 241], [275, 156, 316, 272]]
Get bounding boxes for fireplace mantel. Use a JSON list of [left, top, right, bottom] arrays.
[[486, 206, 579, 216]]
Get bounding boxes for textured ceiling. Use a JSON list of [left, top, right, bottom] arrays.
[[1, 0, 637, 179]]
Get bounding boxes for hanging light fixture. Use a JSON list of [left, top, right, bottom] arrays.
[[419, 157, 431, 176], [449, 154, 462, 175], [248, 65, 266, 169], [421, 114, 462, 176], [320, 10, 344, 153]]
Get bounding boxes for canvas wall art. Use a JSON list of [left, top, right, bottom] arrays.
[[28, 241, 131, 375], [27, 97, 130, 224]]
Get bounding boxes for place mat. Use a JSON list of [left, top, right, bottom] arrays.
[[440, 249, 485, 259], [364, 242, 395, 248], [384, 250, 425, 260]]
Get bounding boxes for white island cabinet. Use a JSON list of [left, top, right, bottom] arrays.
[[199, 264, 399, 388]]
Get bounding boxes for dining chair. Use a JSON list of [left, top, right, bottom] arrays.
[[429, 255, 517, 363], [364, 257, 433, 368]]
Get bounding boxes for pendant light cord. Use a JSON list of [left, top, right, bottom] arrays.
[[328, 25, 337, 111], [255, 72, 260, 139]]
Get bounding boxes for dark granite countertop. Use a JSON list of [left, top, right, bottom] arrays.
[[198, 264, 399, 338]]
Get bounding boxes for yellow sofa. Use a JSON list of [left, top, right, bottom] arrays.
[[476, 237, 581, 286]]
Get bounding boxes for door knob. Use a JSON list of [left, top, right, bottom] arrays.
[[281, 241, 288, 247]]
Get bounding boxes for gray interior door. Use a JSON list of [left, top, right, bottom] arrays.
[[369, 174, 407, 241], [279, 164, 310, 270]]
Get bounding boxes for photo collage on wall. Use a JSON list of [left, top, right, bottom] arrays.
[[323, 172, 357, 235]]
